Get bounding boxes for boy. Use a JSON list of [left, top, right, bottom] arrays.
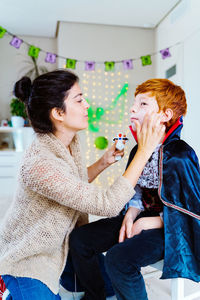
[[68, 79, 200, 300]]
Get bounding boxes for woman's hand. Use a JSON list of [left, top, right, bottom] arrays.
[[123, 112, 165, 187], [135, 112, 165, 158], [101, 141, 125, 166], [87, 140, 125, 183]]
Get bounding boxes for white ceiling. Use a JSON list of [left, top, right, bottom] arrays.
[[1, 0, 181, 38]]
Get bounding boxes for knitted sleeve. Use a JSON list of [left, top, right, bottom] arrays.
[[20, 159, 135, 217]]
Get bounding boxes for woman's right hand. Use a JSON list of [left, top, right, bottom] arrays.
[[135, 112, 165, 158], [123, 112, 165, 187]]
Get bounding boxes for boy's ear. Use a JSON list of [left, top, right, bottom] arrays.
[[162, 108, 173, 123], [51, 107, 64, 122]]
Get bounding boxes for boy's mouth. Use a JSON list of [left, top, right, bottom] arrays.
[[130, 117, 138, 122]]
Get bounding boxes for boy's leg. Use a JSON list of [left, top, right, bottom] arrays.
[[68, 214, 124, 300], [105, 228, 164, 300]]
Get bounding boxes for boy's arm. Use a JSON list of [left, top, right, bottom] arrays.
[[131, 216, 164, 237], [125, 184, 144, 211]]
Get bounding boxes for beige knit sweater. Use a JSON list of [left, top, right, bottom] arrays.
[[0, 133, 135, 294]]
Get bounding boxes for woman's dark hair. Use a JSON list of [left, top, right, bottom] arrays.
[[14, 70, 79, 133]]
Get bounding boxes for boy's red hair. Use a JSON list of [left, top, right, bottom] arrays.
[[135, 79, 187, 130]]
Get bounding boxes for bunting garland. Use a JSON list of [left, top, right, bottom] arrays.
[[0, 25, 173, 71]]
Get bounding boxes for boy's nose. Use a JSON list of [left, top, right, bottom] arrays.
[[130, 104, 137, 113]]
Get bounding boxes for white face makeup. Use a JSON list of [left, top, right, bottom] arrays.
[[130, 93, 159, 130]]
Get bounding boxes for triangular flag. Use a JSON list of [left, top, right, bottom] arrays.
[[105, 61, 115, 71], [28, 46, 40, 58], [66, 59, 77, 69], [10, 36, 23, 49], [0, 26, 6, 38], [141, 55, 152, 66], [123, 60, 133, 70], [85, 61, 95, 71], [160, 48, 171, 59], [45, 52, 57, 64]]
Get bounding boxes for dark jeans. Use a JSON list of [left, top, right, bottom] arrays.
[[61, 252, 114, 297], [69, 214, 164, 300]]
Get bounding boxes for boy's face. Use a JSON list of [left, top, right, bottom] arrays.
[[130, 93, 159, 130]]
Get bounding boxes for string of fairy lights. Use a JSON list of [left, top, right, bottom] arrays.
[[79, 67, 131, 187]]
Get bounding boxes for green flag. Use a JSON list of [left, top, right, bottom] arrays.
[[105, 61, 115, 71], [141, 55, 152, 66], [28, 46, 40, 58], [66, 59, 77, 69]]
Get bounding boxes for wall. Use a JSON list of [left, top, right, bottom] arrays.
[[0, 35, 57, 120], [0, 22, 155, 188], [57, 21, 155, 187], [155, 0, 200, 157]]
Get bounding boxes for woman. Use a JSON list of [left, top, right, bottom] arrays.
[[0, 70, 164, 299]]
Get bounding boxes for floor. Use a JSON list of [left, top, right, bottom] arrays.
[[59, 270, 200, 300]]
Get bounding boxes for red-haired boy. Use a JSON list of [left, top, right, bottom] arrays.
[[68, 79, 200, 300]]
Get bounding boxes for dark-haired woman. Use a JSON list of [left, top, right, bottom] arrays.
[[0, 70, 165, 300]]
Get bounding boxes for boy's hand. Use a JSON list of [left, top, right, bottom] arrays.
[[118, 207, 140, 243], [130, 216, 164, 238]]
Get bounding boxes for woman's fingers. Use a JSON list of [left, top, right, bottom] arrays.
[[137, 112, 166, 155]]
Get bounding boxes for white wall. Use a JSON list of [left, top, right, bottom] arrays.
[[0, 35, 57, 120], [57, 22, 155, 186], [155, 0, 200, 157]]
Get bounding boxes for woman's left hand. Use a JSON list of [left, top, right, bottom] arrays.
[[87, 139, 125, 183], [102, 141, 125, 166]]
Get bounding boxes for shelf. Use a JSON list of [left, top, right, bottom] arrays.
[[0, 127, 35, 152], [0, 126, 31, 132]]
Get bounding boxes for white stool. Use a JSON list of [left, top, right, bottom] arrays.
[[143, 260, 200, 300]]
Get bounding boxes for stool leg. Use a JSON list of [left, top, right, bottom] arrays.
[[171, 278, 184, 300]]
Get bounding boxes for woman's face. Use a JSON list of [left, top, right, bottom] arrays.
[[130, 93, 159, 130], [63, 83, 89, 132]]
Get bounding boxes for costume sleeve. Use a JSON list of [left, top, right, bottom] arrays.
[[124, 184, 144, 212], [20, 159, 135, 217]]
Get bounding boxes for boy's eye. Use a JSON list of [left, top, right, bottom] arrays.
[[141, 102, 148, 106], [77, 99, 83, 103]]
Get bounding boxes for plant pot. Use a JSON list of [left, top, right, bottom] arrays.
[[11, 116, 25, 128]]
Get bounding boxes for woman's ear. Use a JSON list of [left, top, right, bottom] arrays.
[[162, 108, 173, 123], [51, 108, 64, 122]]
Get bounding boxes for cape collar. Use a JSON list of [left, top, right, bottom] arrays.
[[129, 116, 183, 145]]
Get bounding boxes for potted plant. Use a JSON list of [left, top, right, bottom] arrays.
[[10, 97, 27, 128]]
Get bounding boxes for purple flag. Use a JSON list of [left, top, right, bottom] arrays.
[[10, 37, 23, 49], [45, 52, 56, 64], [85, 61, 95, 71], [123, 60, 133, 70], [160, 48, 171, 59]]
